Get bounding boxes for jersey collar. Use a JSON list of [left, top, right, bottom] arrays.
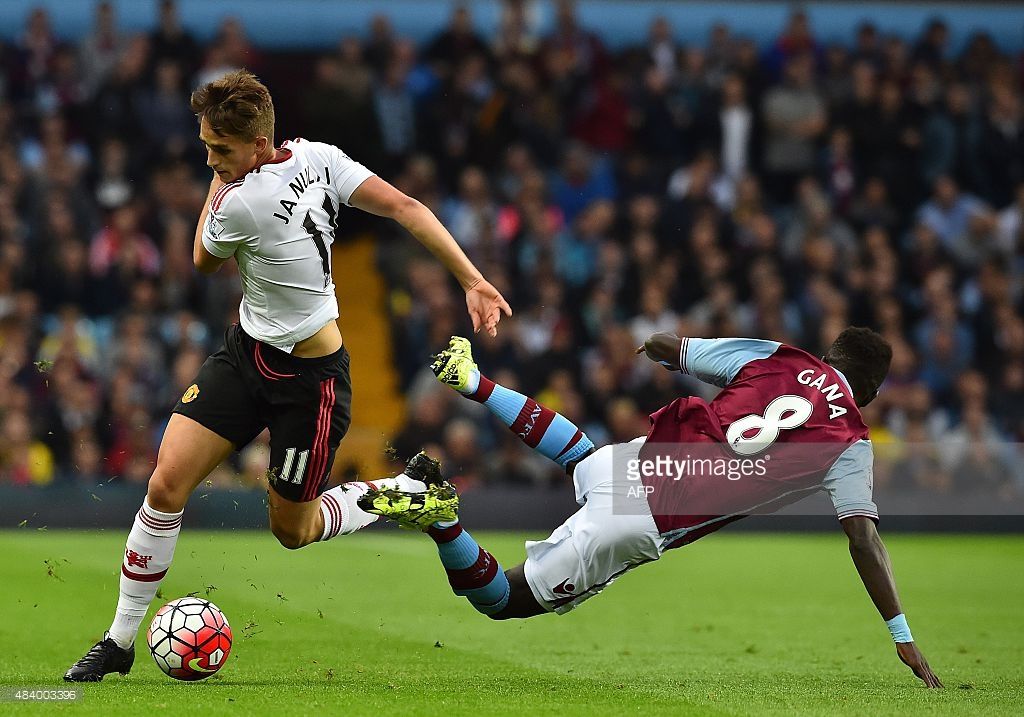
[[832, 367, 853, 393], [252, 147, 293, 173]]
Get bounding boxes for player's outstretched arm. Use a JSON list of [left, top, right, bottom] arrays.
[[349, 177, 511, 337], [636, 332, 782, 387], [635, 332, 682, 370], [841, 516, 943, 688]]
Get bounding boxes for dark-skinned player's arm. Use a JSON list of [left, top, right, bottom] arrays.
[[841, 515, 943, 688], [635, 332, 683, 369], [349, 176, 511, 337], [636, 332, 782, 385]]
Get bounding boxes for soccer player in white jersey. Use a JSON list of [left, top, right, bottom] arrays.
[[65, 70, 509, 681]]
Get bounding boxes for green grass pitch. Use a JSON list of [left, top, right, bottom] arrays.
[[2, 529, 1022, 716]]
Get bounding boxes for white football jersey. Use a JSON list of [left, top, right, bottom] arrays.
[[202, 138, 374, 352]]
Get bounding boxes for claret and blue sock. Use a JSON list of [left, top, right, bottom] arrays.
[[458, 371, 594, 469], [426, 520, 510, 616]]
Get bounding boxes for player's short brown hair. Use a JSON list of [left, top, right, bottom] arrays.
[[824, 327, 892, 406], [190, 69, 274, 142]]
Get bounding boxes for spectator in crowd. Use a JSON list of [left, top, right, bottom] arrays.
[[765, 10, 820, 75], [88, 203, 160, 313], [938, 402, 1017, 495], [916, 175, 989, 248], [364, 14, 398, 75], [550, 142, 616, 223], [425, 4, 491, 82], [646, 17, 677, 80], [79, 1, 125, 99], [149, 0, 200, 76], [374, 48, 417, 173], [630, 64, 687, 169], [912, 18, 949, 69], [442, 166, 498, 264], [543, 0, 607, 80], [851, 22, 882, 67], [0, 408, 54, 486], [996, 182, 1024, 264], [760, 52, 826, 203], [974, 83, 1024, 208], [135, 59, 193, 159], [14, 8, 58, 97], [89, 34, 149, 146], [302, 46, 381, 169], [493, 0, 541, 64], [714, 72, 755, 184]]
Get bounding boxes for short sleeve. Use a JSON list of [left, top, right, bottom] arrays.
[[823, 440, 879, 523], [202, 187, 257, 259], [328, 145, 375, 206], [680, 337, 781, 387]]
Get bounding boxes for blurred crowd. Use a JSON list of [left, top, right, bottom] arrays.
[[0, 1, 1022, 498]]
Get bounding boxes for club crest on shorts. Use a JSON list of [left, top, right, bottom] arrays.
[[182, 384, 200, 403], [552, 578, 576, 595]]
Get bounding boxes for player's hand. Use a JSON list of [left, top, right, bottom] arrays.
[[465, 278, 512, 337], [896, 642, 943, 688], [635, 332, 682, 371]]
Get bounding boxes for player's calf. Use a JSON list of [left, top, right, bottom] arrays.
[[106, 499, 184, 648], [362, 461, 544, 619], [426, 520, 512, 616], [431, 336, 595, 470], [266, 483, 330, 550], [488, 565, 547, 620]]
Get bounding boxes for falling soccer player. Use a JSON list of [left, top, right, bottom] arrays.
[[64, 70, 510, 682], [361, 330, 943, 688]]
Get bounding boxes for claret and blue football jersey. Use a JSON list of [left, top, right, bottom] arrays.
[[639, 339, 877, 548]]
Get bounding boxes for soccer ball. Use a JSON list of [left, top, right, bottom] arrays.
[[147, 597, 232, 680]]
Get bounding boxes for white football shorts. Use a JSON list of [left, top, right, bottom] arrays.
[[523, 438, 666, 614]]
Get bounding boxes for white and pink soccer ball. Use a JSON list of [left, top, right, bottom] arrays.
[[147, 597, 232, 681]]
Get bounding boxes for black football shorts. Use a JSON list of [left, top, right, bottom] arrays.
[[173, 323, 352, 502]]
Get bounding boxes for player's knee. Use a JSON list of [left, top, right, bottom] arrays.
[[272, 530, 307, 550], [565, 445, 596, 477], [146, 469, 189, 513], [484, 569, 543, 620], [271, 522, 313, 550], [486, 607, 514, 621], [275, 535, 307, 551], [484, 602, 529, 621]]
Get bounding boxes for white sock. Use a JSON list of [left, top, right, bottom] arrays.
[[319, 473, 427, 541], [107, 500, 183, 648]]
